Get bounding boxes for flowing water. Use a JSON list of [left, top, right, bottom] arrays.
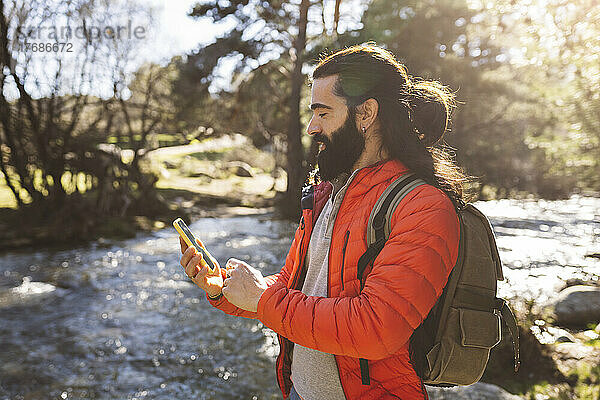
[[1, 197, 599, 399]]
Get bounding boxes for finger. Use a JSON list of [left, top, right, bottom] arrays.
[[186, 263, 200, 279], [195, 237, 206, 249], [180, 236, 188, 253], [227, 258, 249, 271], [225, 259, 239, 273], [180, 246, 197, 268], [222, 285, 230, 299], [192, 263, 209, 282], [197, 254, 211, 272], [228, 267, 238, 278], [227, 258, 244, 267], [186, 254, 203, 278]]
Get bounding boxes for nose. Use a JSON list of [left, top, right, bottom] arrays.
[[306, 116, 320, 137]]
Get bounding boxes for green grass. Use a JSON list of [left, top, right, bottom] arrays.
[[107, 133, 187, 149], [188, 150, 229, 161]]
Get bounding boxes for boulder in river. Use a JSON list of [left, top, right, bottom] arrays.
[[226, 161, 254, 177], [427, 382, 524, 399], [551, 285, 600, 327]]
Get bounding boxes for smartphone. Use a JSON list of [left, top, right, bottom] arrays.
[[173, 218, 217, 273]]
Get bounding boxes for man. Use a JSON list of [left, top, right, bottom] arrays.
[[179, 44, 462, 399]]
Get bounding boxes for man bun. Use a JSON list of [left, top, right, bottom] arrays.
[[408, 80, 456, 146]]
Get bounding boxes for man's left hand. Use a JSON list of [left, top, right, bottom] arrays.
[[222, 258, 268, 312]]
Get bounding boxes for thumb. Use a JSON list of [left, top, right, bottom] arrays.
[[195, 237, 206, 249]]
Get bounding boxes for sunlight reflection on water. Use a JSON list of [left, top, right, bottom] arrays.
[[0, 198, 598, 399]]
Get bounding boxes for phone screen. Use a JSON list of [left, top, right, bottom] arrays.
[[174, 218, 217, 271]]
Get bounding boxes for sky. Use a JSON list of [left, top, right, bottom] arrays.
[[139, 0, 245, 92], [142, 0, 366, 64], [142, 0, 233, 64], [8, 0, 367, 98], [139, 0, 367, 92]]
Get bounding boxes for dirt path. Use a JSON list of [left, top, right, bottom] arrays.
[[147, 134, 247, 157]]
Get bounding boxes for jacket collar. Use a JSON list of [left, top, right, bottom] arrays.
[[311, 159, 410, 211]]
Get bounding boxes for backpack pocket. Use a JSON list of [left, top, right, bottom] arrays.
[[460, 308, 501, 348], [424, 307, 502, 386]]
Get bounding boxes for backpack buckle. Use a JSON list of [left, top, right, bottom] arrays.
[[372, 214, 385, 231]]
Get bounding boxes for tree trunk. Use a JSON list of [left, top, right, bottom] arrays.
[[333, 0, 342, 34], [281, 0, 310, 219]]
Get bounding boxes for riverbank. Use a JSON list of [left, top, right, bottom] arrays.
[[0, 134, 284, 252]]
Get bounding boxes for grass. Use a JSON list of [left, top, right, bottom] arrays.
[[188, 149, 231, 161], [145, 136, 280, 208], [0, 182, 17, 209], [522, 363, 600, 400], [0, 134, 283, 252], [479, 295, 600, 399]]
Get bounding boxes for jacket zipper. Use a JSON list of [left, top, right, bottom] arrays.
[[279, 214, 308, 395], [340, 230, 350, 291], [290, 230, 306, 289]]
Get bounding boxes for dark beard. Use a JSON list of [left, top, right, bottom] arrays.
[[315, 112, 365, 182]]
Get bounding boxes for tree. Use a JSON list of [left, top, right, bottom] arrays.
[[523, 0, 600, 193], [0, 0, 172, 231], [178, 0, 359, 218], [349, 0, 572, 198]]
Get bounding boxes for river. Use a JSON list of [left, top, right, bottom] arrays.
[[1, 196, 599, 399]]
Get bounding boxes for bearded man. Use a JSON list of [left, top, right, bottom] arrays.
[[179, 43, 465, 399]]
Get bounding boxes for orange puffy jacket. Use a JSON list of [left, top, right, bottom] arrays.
[[208, 160, 460, 399]]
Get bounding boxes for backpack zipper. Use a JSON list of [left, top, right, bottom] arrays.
[[341, 230, 350, 291]]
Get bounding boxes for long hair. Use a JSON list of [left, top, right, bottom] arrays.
[[311, 43, 471, 205]]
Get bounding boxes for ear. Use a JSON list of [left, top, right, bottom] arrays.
[[355, 98, 379, 132]]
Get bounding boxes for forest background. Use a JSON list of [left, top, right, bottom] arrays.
[[0, 0, 598, 245]]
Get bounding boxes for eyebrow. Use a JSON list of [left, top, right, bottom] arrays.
[[309, 103, 334, 111]]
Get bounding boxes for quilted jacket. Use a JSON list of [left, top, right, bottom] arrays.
[[208, 159, 460, 399]]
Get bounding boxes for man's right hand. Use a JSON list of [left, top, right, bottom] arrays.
[[179, 237, 223, 298]]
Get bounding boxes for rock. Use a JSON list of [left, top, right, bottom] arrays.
[[188, 171, 214, 180], [562, 277, 600, 289], [159, 167, 170, 179], [552, 342, 600, 375], [583, 329, 599, 340], [530, 324, 576, 344], [427, 382, 524, 399], [552, 285, 600, 327], [226, 161, 253, 177]]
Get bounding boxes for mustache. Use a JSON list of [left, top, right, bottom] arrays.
[[312, 134, 330, 146]]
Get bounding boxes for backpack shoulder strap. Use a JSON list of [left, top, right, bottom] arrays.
[[356, 173, 425, 385], [357, 173, 426, 281]]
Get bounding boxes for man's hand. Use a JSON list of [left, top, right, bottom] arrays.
[[222, 258, 268, 312], [179, 237, 223, 298]]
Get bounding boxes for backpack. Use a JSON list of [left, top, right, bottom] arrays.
[[356, 173, 520, 387]]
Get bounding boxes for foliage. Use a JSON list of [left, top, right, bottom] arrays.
[[182, 0, 599, 200], [3, 0, 598, 231], [0, 0, 174, 226], [176, 0, 360, 217], [522, 0, 600, 194]]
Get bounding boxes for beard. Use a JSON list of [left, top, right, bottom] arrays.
[[314, 111, 365, 182]]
